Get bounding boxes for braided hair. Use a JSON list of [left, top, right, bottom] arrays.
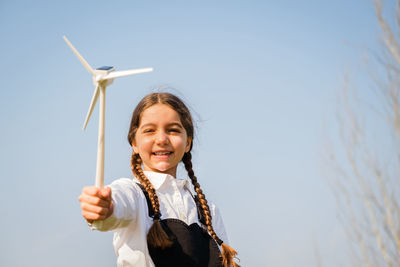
[[127, 92, 239, 266]]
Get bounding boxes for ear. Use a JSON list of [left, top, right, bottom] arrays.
[[185, 136, 192, 153], [131, 140, 138, 154]]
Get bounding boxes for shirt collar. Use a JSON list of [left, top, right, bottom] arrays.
[[143, 171, 189, 190]]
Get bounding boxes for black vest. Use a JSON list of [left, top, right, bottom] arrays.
[[137, 184, 223, 267]]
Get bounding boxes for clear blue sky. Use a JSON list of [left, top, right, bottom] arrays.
[[0, 1, 383, 266]]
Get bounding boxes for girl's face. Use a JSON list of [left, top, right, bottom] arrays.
[[132, 104, 192, 177]]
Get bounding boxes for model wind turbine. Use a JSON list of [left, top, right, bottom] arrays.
[[63, 36, 152, 188]]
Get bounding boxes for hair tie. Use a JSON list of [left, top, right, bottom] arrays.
[[152, 212, 161, 221]]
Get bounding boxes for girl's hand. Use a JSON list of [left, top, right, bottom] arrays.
[[78, 186, 114, 223]]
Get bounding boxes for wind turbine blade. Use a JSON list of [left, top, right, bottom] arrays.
[[82, 84, 100, 130], [63, 36, 94, 75], [101, 68, 153, 80]]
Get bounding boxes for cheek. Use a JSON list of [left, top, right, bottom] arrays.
[[136, 137, 153, 153], [172, 136, 187, 150]]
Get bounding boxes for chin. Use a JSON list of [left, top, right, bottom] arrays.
[[154, 163, 168, 170], [154, 165, 176, 176]]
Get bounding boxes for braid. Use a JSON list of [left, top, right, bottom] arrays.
[[182, 153, 218, 240], [182, 152, 240, 267], [130, 152, 173, 249]]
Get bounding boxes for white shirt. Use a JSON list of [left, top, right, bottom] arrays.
[[91, 171, 229, 267]]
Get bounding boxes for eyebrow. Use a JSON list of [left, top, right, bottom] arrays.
[[140, 122, 184, 129]]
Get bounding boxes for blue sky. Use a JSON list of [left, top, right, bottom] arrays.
[[0, 1, 385, 266]]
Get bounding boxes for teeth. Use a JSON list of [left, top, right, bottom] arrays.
[[154, 152, 170, 155]]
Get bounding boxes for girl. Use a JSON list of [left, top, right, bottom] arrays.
[[78, 92, 239, 267]]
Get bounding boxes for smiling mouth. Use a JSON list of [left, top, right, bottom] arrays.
[[152, 151, 173, 156]]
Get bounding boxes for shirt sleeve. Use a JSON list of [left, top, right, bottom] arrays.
[[90, 178, 139, 231], [211, 203, 229, 245]]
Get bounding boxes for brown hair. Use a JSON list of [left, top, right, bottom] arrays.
[[127, 92, 239, 266]]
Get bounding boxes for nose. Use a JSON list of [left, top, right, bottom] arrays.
[[155, 131, 169, 145]]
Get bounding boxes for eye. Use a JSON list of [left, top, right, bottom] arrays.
[[169, 128, 181, 133], [143, 128, 154, 133]]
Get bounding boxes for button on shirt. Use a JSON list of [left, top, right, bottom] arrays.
[[91, 171, 229, 267]]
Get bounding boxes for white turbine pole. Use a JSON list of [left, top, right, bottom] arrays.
[[95, 85, 106, 188]]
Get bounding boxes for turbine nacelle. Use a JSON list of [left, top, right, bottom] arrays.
[[94, 66, 115, 86]]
